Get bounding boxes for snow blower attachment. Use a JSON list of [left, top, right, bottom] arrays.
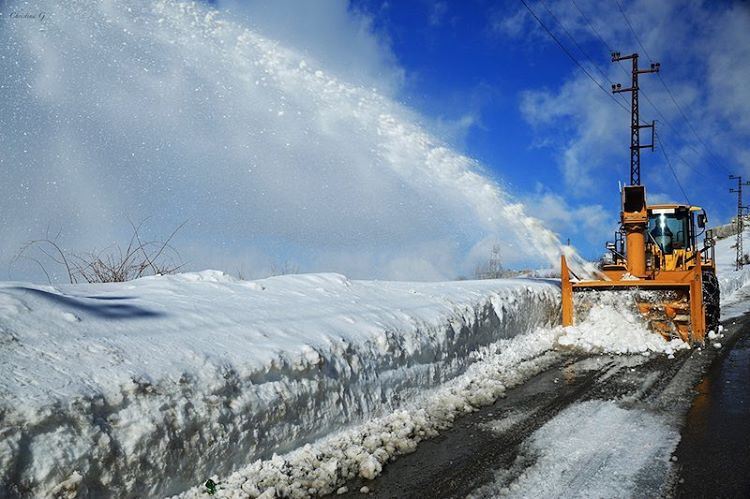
[[561, 185, 719, 345]]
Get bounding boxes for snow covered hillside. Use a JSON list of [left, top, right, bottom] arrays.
[[0, 273, 559, 497]]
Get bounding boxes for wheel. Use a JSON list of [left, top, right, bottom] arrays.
[[702, 269, 720, 333]]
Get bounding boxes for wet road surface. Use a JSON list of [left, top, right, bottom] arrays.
[[333, 314, 750, 499], [673, 321, 750, 497]]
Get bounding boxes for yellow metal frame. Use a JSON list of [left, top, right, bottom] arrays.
[[561, 185, 714, 345], [561, 252, 707, 344]]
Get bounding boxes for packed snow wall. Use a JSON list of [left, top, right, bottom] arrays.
[[712, 227, 750, 311], [0, 273, 560, 497]]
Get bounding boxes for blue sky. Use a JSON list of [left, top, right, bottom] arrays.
[[2, 0, 750, 282], [355, 0, 586, 193], [342, 0, 750, 255]]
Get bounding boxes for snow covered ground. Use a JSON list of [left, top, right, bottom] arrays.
[[0, 272, 560, 497], [469, 400, 681, 498], [3, 228, 750, 498]]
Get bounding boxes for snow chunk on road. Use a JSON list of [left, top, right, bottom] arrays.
[[471, 400, 680, 498], [556, 293, 689, 355]]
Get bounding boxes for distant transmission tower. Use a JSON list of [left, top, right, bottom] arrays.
[[487, 244, 504, 278], [729, 175, 750, 270]]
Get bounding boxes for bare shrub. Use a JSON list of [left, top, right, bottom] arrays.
[[14, 220, 186, 284]]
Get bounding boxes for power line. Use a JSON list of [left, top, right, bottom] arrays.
[[569, 0, 613, 53], [657, 73, 703, 145], [569, 0, 692, 155], [573, 0, 674, 131], [654, 72, 730, 173], [614, 0, 731, 174], [538, 0, 618, 97], [524, 0, 669, 136], [524, 0, 709, 203], [573, 0, 728, 182], [566, 0, 698, 147], [605, 8, 694, 199], [640, 84, 727, 175], [654, 130, 710, 180], [519, 0, 629, 113], [614, 0, 653, 61], [655, 132, 691, 205], [544, 0, 631, 110]]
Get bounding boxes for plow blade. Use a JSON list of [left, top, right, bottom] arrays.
[[560, 255, 707, 344]]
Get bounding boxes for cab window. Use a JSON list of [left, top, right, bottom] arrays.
[[648, 211, 689, 254]]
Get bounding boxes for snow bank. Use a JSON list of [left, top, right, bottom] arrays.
[[0, 272, 559, 497], [556, 292, 689, 356], [713, 228, 750, 316], [470, 400, 680, 498], [175, 328, 562, 498]]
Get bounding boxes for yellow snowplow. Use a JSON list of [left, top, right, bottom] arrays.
[[561, 184, 719, 345], [560, 53, 720, 345]]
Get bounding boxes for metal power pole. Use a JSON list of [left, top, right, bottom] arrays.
[[488, 244, 503, 278], [729, 175, 750, 270], [611, 52, 660, 185]]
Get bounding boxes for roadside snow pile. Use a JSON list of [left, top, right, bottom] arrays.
[[175, 329, 563, 499], [556, 293, 689, 355], [713, 227, 750, 315], [0, 272, 559, 497], [470, 400, 679, 498]]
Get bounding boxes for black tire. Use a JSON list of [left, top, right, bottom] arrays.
[[702, 269, 720, 333]]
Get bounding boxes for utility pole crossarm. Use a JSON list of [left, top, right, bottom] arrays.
[[611, 52, 635, 62], [637, 63, 661, 74]]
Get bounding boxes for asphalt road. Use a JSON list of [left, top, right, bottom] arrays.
[[332, 312, 750, 499], [672, 317, 750, 497]]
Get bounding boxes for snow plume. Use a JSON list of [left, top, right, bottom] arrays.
[[1, 0, 567, 282]]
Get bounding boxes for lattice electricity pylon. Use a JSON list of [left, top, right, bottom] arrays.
[[611, 52, 659, 186], [729, 175, 750, 270]]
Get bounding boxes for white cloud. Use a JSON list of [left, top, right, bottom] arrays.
[[428, 1, 448, 27], [646, 192, 679, 205], [508, 0, 750, 212], [520, 75, 629, 193], [490, 7, 529, 39], [702, 5, 750, 136], [524, 187, 614, 247]]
